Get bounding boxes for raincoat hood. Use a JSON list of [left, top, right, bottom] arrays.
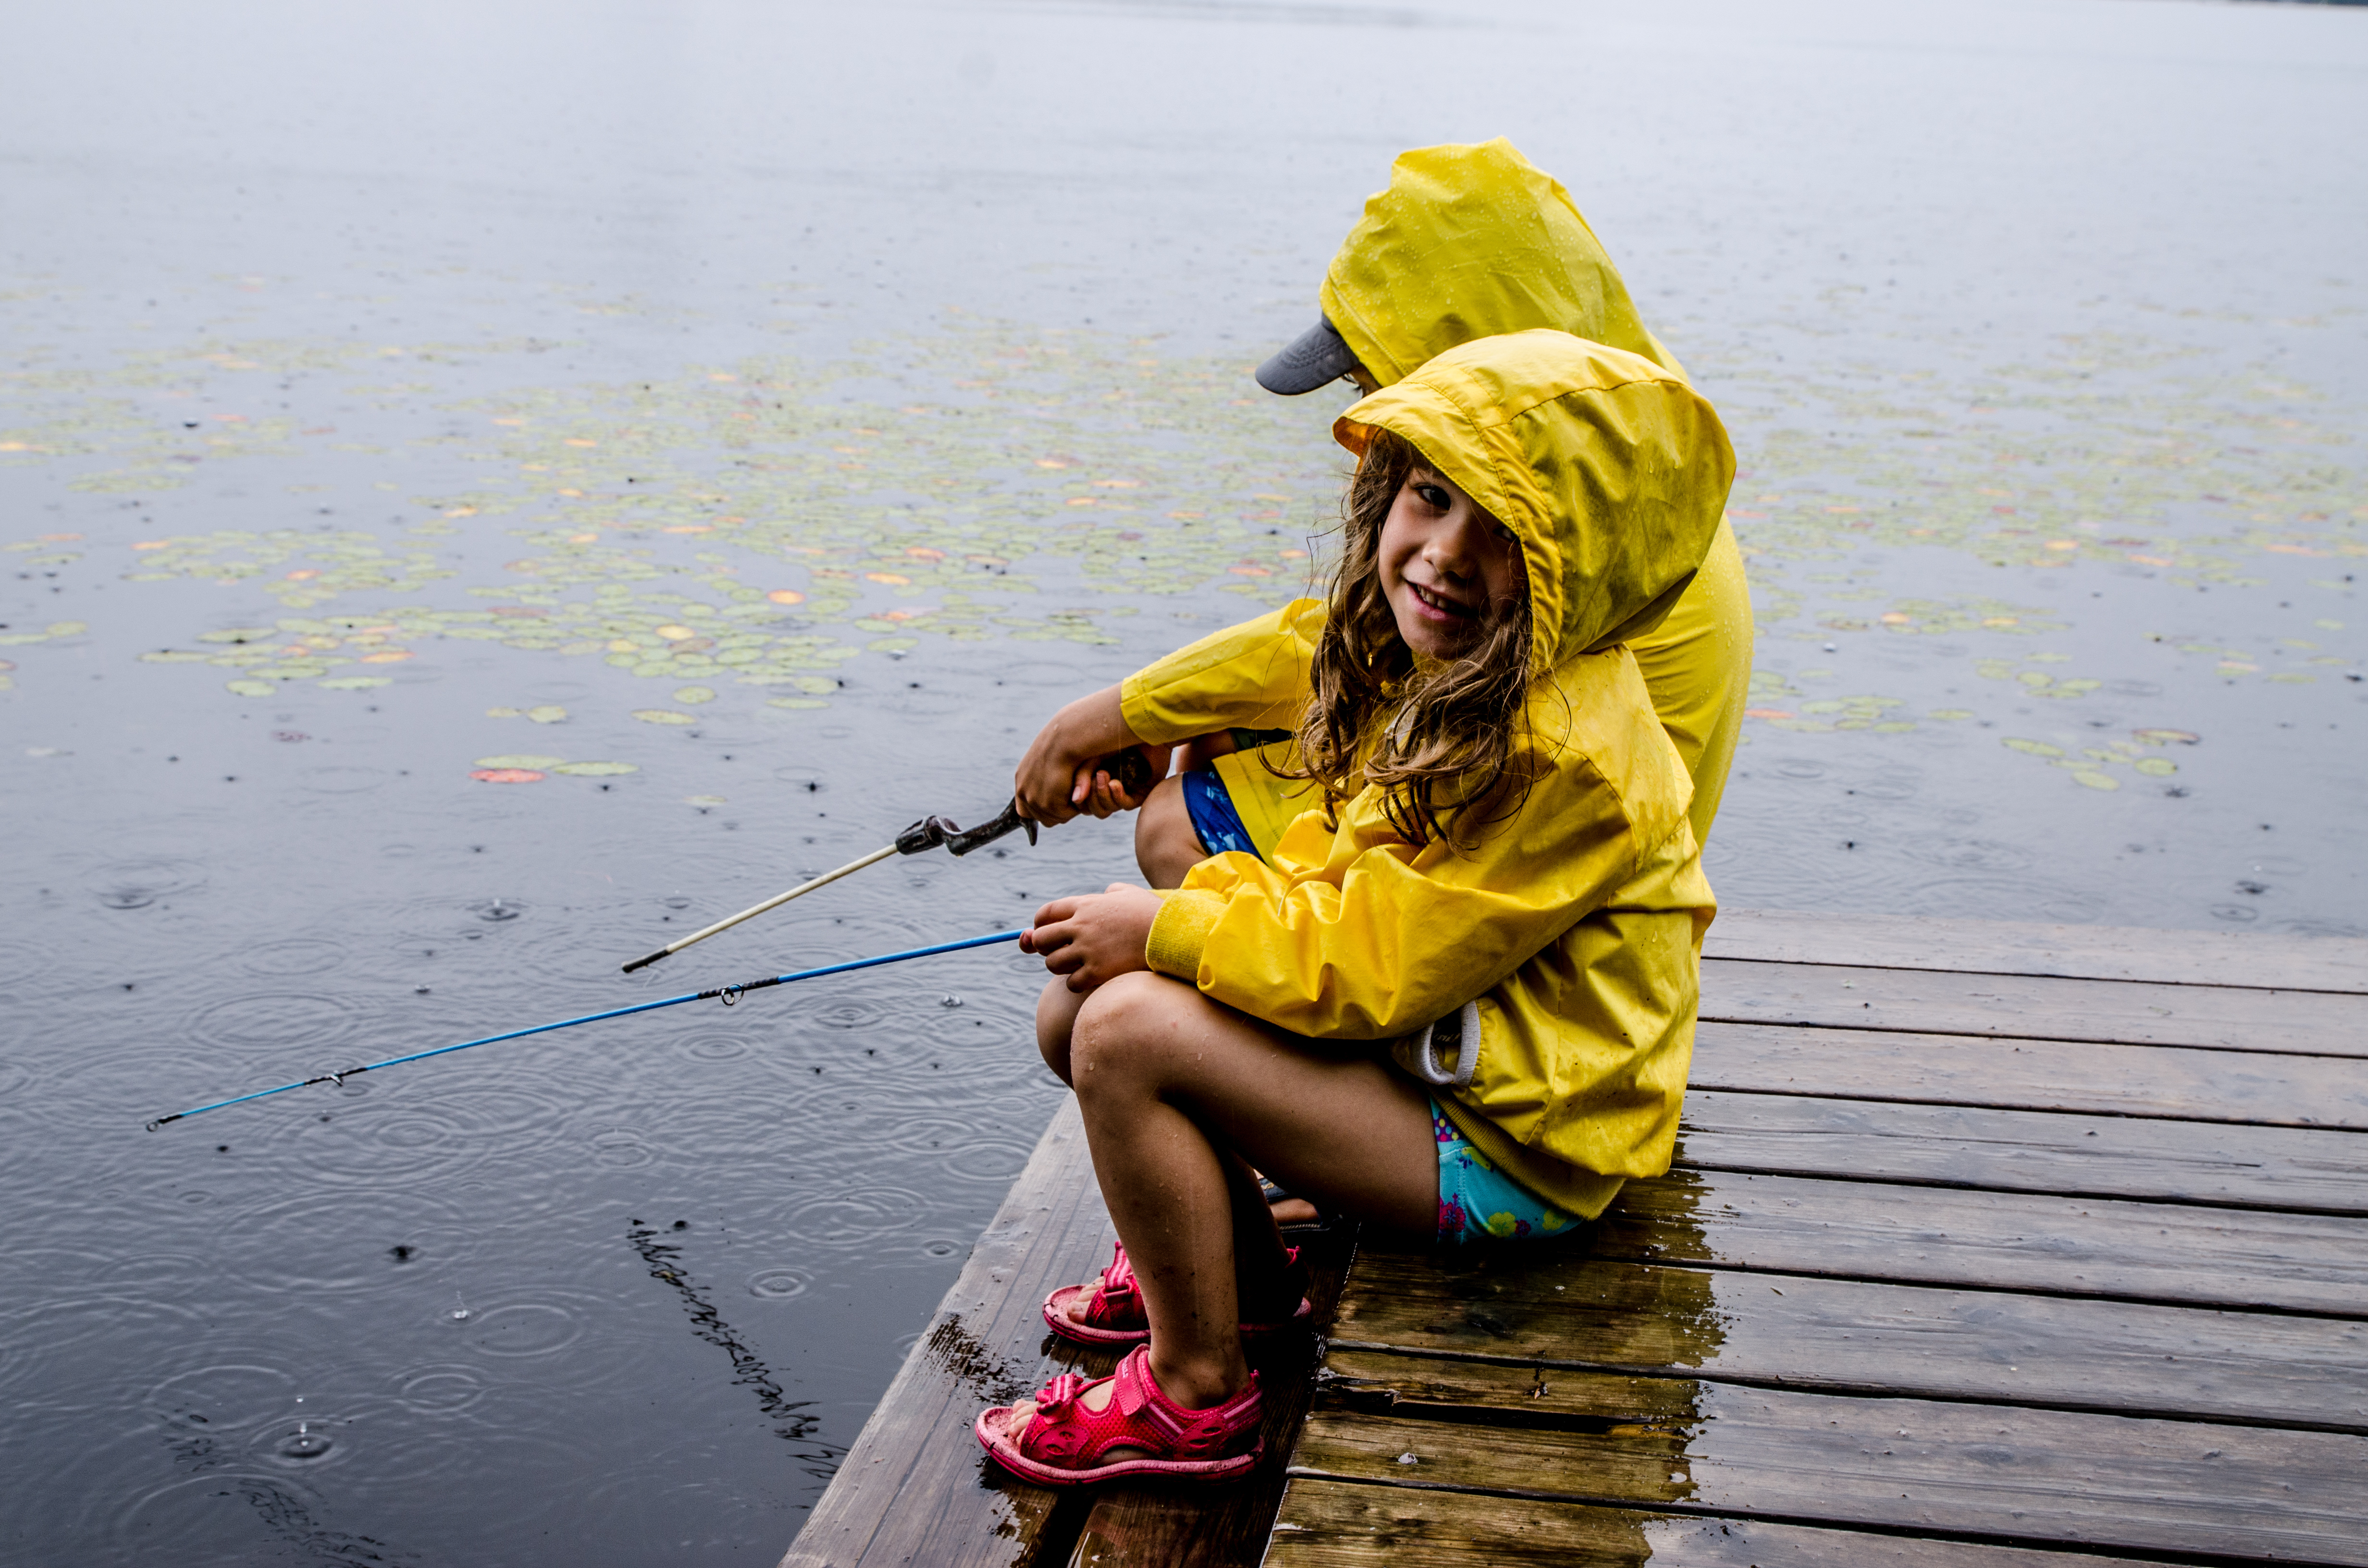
[[1336, 329, 1733, 669], [1319, 138, 1683, 389]]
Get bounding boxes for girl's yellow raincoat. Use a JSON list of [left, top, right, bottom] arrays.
[[1128, 138, 1753, 851], [1142, 330, 1733, 1217]]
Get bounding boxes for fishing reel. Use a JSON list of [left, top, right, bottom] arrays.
[[895, 747, 1157, 859]]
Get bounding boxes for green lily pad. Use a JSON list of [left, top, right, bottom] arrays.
[[672, 686, 716, 704], [550, 761, 638, 776], [318, 676, 393, 690], [631, 709, 697, 725], [225, 679, 274, 697], [2002, 738, 2063, 757], [474, 753, 568, 769], [2070, 769, 2120, 791]]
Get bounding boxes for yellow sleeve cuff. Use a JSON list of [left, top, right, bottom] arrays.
[[1145, 888, 1227, 982], [1117, 671, 1186, 748]]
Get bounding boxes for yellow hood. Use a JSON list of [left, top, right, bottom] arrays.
[[1319, 138, 1683, 389], [1335, 329, 1734, 671]]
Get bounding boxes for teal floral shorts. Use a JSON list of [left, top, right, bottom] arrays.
[[1432, 1100, 1581, 1244]]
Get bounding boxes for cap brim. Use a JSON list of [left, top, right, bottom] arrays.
[[1255, 318, 1363, 395]]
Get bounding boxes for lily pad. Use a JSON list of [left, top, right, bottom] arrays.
[[2070, 769, 2121, 791], [550, 761, 638, 776], [526, 705, 568, 723], [471, 768, 545, 784], [474, 754, 567, 769], [673, 686, 716, 704], [318, 676, 392, 690], [631, 709, 697, 725], [225, 679, 274, 697]]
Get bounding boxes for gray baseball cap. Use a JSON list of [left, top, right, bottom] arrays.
[[1255, 317, 1363, 395]]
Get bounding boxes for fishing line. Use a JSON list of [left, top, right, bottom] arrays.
[[145, 928, 1025, 1132]]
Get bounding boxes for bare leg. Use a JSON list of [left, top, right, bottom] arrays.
[[1134, 773, 1207, 890], [1068, 971, 1433, 1407], [1035, 977, 1086, 1086]]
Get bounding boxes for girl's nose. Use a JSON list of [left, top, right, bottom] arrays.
[[1423, 522, 1476, 577]]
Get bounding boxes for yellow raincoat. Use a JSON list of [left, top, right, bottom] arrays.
[[1129, 138, 1752, 851], [1141, 331, 1732, 1217]]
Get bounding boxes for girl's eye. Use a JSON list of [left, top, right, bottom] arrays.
[[1494, 523, 1517, 543], [1414, 483, 1451, 509]]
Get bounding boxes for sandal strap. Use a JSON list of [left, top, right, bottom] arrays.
[[1077, 1242, 1141, 1329], [1017, 1347, 1262, 1468]]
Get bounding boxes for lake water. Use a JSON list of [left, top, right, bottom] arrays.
[[2, 0, 2361, 1561]]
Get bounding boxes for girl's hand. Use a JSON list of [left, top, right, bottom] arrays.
[[1021, 883, 1164, 992], [1015, 687, 1164, 824]]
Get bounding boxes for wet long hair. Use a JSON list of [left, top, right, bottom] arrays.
[[1284, 428, 1537, 849]]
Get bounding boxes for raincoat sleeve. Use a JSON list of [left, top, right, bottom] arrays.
[[1117, 600, 1324, 747], [1145, 677, 1685, 1040]]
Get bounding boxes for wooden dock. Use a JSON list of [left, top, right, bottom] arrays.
[[780, 912, 2368, 1568]]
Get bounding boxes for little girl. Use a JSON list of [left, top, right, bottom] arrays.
[[975, 328, 1731, 1485]]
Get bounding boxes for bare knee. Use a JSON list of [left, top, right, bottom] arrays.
[[1035, 979, 1085, 1085], [1070, 971, 1193, 1096], [1134, 774, 1207, 889]]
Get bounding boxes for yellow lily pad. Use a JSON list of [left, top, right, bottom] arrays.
[[2070, 769, 2120, 791], [526, 705, 568, 723], [631, 709, 697, 725], [673, 686, 716, 705]]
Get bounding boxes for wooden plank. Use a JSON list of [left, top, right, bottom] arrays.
[[1327, 1248, 2368, 1431], [781, 1098, 1112, 1568], [1693, 1021, 2368, 1129], [1706, 908, 2368, 994], [1596, 1169, 2368, 1317], [1059, 1225, 1359, 1568], [1699, 957, 2368, 1056], [1678, 1090, 2368, 1214], [1266, 1480, 2179, 1567], [1290, 1357, 2368, 1565]]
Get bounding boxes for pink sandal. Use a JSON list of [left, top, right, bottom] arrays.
[[975, 1345, 1264, 1485], [1041, 1242, 1311, 1347]]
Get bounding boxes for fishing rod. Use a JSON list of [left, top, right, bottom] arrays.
[[619, 750, 1156, 974], [146, 928, 1025, 1132]]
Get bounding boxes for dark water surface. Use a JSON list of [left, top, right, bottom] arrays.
[[2, 0, 2362, 1562]]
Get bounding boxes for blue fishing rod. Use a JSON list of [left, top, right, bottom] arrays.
[[145, 928, 1025, 1132]]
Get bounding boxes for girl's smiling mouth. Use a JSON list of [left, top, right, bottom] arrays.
[[1407, 580, 1477, 621]]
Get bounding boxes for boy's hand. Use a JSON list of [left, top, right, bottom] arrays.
[[1016, 687, 1166, 825], [1021, 883, 1163, 992]]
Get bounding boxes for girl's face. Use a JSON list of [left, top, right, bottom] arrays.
[[1377, 464, 1523, 662]]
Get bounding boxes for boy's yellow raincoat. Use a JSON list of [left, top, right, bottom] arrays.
[[1128, 137, 1752, 850], [1142, 330, 1732, 1216]]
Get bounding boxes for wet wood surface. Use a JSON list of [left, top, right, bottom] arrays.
[[1692, 1021, 2368, 1129], [782, 915, 2368, 1568], [1676, 1089, 2368, 1212], [1277, 917, 2368, 1567], [1266, 1482, 2178, 1567]]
